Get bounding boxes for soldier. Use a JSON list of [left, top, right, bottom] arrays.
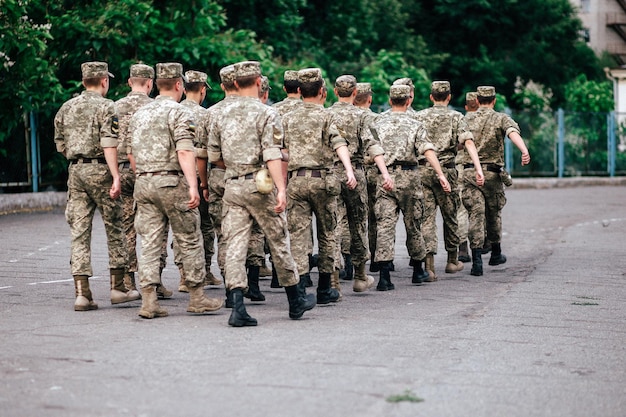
[[391, 77, 418, 114], [365, 84, 451, 291], [457, 91, 479, 262], [208, 60, 316, 327], [114, 63, 155, 302], [282, 68, 357, 305], [54, 61, 131, 311], [272, 70, 302, 116], [461, 86, 531, 276], [326, 75, 394, 293], [177, 69, 222, 292], [415, 81, 485, 281], [129, 62, 223, 319]]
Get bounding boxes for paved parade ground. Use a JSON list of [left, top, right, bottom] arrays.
[[1, 182, 625, 417]]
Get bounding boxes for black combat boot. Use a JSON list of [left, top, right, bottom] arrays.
[[285, 284, 316, 319], [470, 248, 483, 276], [458, 241, 471, 263], [317, 272, 340, 304], [411, 260, 429, 284], [342, 253, 353, 280], [224, 289, 233, 308], [228, 289, 257, 327], [376, 262, 394, 291], [369, 261, 381, 272], [488, 242, 507, 265], [244, 266, 266, 302], [270, 263, 281, 288]]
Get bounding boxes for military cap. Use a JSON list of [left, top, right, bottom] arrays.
[[156, 62, 187, 82], [283, 70, 299, 82], [356, 82, 372, 95], [335, 75, 357, 95], [185, 70, 211, 88], [390, 84, 411, 100], [234, 61, 261, 78], [477, 86, 496, 97], [81, 61, 114, 79], [466, 91, 478, 102], [431, 81, 450, 93], [219, 65, 236, 85], [298, 68, 323, 84], [129, 64, 154, 79], [392, 77, 414, 88], [260, 76, 271, 93]]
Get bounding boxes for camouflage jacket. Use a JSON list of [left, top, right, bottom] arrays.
[[54, 90, 118, 159], [461, 107, 520, 166], [115, 92, 153, 162], [129, 95, 196, 173], [180, 98, 208, 159], [414, 104, 473, 165], [272, 96, 303, 117]]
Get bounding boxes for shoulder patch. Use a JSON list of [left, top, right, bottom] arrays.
[[111, 116, 119, 135]]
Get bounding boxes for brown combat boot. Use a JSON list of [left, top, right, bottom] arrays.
[[330, 270, 342, 301], [111, 268, 141, 304], [203, 269, 222, 286], [353, 263, 375, 292], [445, 249, 464, 273], [138, 285, 168, 319], [74, 275, 98, 311], [123, 271, 141, 298], [424, 253, 438, 282], [177, 264, 188, 292], [187, 283, 224, 313]]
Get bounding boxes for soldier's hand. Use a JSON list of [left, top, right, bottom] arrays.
[[346, 174, 357, 190], [521, 152, 531, 166], [274, 189, 287, 213], [203, 188, 209, 202], [475, 171, 485, 186], [188, 189, 200, 209], [439, 174, 451, 193], [109, 177, 121, 199], [381, 174, 394, 191]]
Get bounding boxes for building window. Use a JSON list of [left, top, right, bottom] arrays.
[[580, 0, 590, 13], [580, 28, 590, 43]]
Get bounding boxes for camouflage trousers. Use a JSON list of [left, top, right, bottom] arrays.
[[336, 198, 350, 255], [456, 164, 469, 243], [222, 177, 298, 290], [462, 169, 507, 249], [374, 167, 426, 263], [287, 172, 338, 274], [65, 163, 127, 276], [134, 175, 205, 288], [365, 164, 379, 258], [207, 167, 225, 275], [419, 165, 461, 254], [335, 166, 370, 265], [246, 221, 266, 267], [120, 164, 138, 272]]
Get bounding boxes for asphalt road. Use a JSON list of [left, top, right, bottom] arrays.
[[0, 185, 625, 417]]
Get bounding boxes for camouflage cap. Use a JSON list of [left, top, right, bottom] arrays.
[[431, 80, 450, 93], [298, 68, 322, 84], [466, 91, 478, 102], [156, 62, 187, 82], [477, 86, 496, 97], [390, 84, 411, 100], [356, 82, 372, 95], [283, 70, 299, 82], [260, 76, 271, 93], [234, 61, 261, 78], [185, 70, 211, 88], [392, 77, 414, 88], [219, 64, 236, 85], [81, 61, 114, 79], [129, 64, 154, 79], [335, 75, 357, 96]]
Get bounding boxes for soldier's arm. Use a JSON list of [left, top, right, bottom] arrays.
[[423, 149, 451, 193]]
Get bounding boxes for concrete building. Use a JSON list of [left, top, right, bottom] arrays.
[[572, 0, 626, 64]]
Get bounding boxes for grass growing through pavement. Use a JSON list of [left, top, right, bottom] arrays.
[[572, 296, 599, 306], [386, 390, 424, 403]]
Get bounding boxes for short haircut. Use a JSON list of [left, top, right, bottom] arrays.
[[130, 77, 151, 88], [391, 97, 409, 107], [235, 74, 259, 89], [156, 78, 178, 91], [431, 91, 449, 102], [83, 77, 104, 88], [354, 92, 371, 105], [284, 79, 300, 94], [477, 95, 495, 105], [299, 80, 324, 98], [185, 81, 205, 93]]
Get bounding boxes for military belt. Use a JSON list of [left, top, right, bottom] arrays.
[[118, 161, 131, 169], [387, 163, 417, 171], [464, 163, 502, 173], [418, 160, 456, 169], [137, 170, 181, 177], [291, 168, 323, 178], [69, 157, 106, 165]]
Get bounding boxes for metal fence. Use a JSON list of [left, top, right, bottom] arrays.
[[1, 108, 626, 192]]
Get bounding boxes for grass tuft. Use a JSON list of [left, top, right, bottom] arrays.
[[386, 390, 424, 403]]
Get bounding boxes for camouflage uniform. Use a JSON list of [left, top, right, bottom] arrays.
[[272, 96, 302, 116], [461, 89, 520, 250], [414, 84, 473, 256], [115, 65, 154, 276], [365, 98, 435, 265], [283, 101, 346, 275], [54, 61, 127, 310]]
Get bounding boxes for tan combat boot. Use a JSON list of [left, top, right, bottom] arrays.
[[138, 285, 168, 319], [177, 264, 188, 292], [330, 270, 343, 301], [353, 263, 375, 292], [187, 283, 224, 313], [111, 268, 141, 304], [123, 271, 141, 298], [203, 269, 222, 286], [444, 249, 464, 273], [424, 253, 437, 282], [74, 275, 98, 311]]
